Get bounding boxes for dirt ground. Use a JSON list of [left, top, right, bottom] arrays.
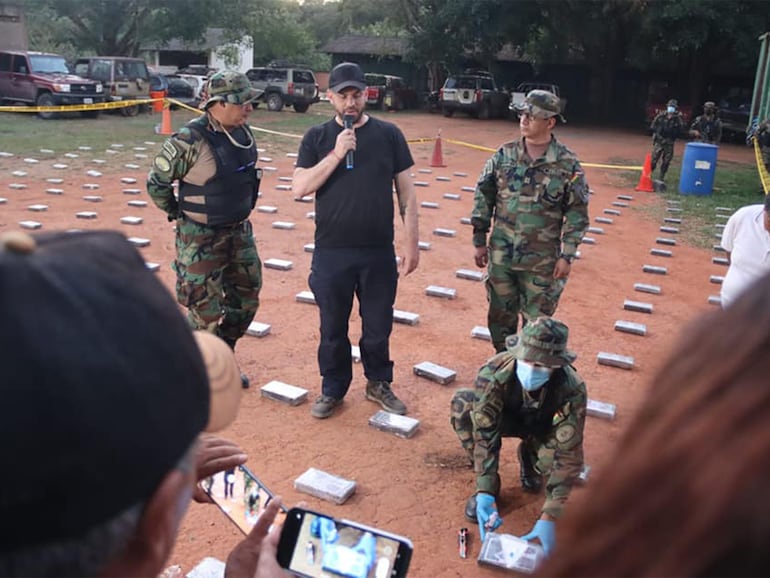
[[0, 111, 755, 578]]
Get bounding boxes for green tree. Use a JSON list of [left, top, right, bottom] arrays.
[[633, 0, 770, 105], [21, 0, 252, 56]]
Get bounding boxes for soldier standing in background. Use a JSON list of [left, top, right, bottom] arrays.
[[689, 101, 722, 144], [471, 90, 589, 353], [147, 70, 262, 388], [650, 98, 686, 180], [450, 317, 586, 555]]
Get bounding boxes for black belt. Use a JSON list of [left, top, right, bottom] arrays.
[[182, 214, 248, 231]]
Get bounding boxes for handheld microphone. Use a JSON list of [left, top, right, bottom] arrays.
[[343, 114, 354, 170]]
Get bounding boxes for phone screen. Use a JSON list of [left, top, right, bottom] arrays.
[[279, 508, 412, 578], [201, 465, 286, 534]]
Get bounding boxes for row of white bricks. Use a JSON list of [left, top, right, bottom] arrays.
[[3, 147, 604, 496]]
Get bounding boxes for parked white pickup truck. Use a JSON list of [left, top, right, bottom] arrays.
[[509, 81, 566, 114]]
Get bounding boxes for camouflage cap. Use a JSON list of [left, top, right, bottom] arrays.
[[667, 99, 679, 108], [202, 70, 260, 109], [505, 317, 577, 367], [514, 89, 565, 122]]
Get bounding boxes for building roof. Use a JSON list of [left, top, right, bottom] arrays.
[[322, 35, 409, 57], [323, 34, 531, 63]]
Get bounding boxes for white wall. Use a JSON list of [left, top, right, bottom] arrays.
[[208, 35, 253, 73]]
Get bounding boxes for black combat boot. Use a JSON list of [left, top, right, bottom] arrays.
[[464, 494, 478, 523], [518, 441, 542, 493]]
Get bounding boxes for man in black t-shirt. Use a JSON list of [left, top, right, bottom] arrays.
[[293, 61, 420, 420]]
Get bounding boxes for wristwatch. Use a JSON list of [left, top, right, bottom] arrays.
[[559, 253, 574, 264]]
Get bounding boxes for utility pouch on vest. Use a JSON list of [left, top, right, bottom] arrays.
[[252, 168, 263, 208]]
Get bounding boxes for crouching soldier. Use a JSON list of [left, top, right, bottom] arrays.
[[450, 317, 586, 555]]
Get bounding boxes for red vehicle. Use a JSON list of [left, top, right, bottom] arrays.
[[644, 80, 692, 129], [645, 101, 693, 127], [364, 73, 417, 111]]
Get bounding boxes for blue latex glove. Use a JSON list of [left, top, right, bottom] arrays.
[[476, 493, 503, 542], [520, 519, 556, 555]]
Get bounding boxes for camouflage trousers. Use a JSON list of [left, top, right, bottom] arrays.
[[486, 263, 565, 352], [450, 388, 549, 497], [173, 217, 262, 347], [651, 141, 675, 178]]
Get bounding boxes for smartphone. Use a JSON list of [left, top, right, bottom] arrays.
[[200, 464, 286, 534], [277, 507, 413, 578]]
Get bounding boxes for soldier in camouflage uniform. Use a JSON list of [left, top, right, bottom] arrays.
[[472, 90, 589, 353], [450, 317, 586, 554], [147, 70, 263, 388], [689, 101, 722, 145], [650, 98, 686, 180]]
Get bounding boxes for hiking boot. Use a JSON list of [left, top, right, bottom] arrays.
[[311, 395, 343, 419], [518, 441, 542, 493], [365, 380, 407, 415], [241, 373, 250, 389], [464, 495, 478, 523]]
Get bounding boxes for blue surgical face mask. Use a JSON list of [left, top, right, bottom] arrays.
[[516, 360, 553, 392], [666, 106, 676, 114]]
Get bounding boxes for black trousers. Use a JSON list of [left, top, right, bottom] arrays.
[[309, 246, 398, 399]]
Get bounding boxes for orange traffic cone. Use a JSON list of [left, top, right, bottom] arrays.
[[635, 152, 654, 192], [159, 102, 172, 136], [430, 130, 446, 167]]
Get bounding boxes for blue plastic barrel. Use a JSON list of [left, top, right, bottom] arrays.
[[679, 142, 718, 195]]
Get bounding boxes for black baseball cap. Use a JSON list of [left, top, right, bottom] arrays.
[[0, 230, 243, 551], [329, 62, 366, 93]]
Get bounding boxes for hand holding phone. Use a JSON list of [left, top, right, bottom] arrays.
[[200, 465, 287, 534], [225, 497, 288, 578], [277, 507, 412, 578]]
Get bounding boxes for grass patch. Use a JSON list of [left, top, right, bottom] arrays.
[[605, 155, 763, 248]]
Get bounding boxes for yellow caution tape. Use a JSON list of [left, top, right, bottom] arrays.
[[0, 98, 160, 113], [753, 136, 770, 195], [0, 102, 650, 173], [442, 138, 642, 170]]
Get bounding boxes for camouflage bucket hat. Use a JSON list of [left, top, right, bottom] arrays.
[[505, 317, 577, 367], [202, 70, 260, 109], [514, 89, 565, 122]]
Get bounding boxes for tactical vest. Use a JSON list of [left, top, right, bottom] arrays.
[[178, 124, 260, 227], [504, 367, 568, 439], [700, 117, 719, 141], [659, 117, 681, 140]]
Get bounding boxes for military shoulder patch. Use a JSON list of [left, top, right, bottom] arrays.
[[153, 154, 171, 173], [555, 423, 576, 445]]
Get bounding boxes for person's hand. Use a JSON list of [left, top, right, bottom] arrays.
[[519, 519, 556, 555], [400, 243, 419, 276], [553, 258, 571, 280], [474, 246, 488, 268], [225, 497, 290, 578], [476, 492, 502, 542], [334, 126, 356, 160], [192, 434, 247, 503]]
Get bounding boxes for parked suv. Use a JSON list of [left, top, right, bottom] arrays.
[[509, 81, 566, 116], [245, 64, 319, 113], [74, 56, 150, 116], [364, 73, 418, 111], [439, 70, 509, 119], [0, 50, 105, 119]]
